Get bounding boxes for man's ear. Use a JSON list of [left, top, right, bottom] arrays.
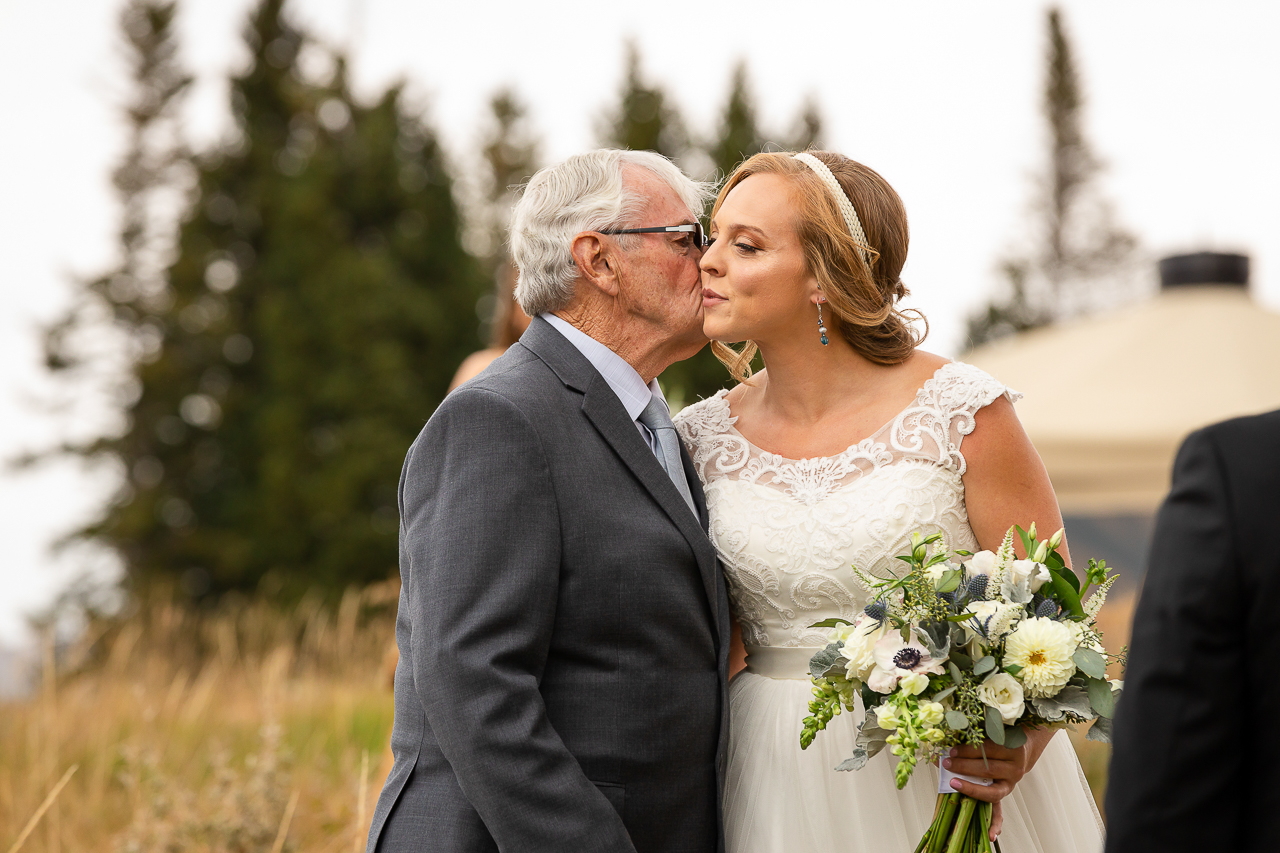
[[571, 232, 620, 297]]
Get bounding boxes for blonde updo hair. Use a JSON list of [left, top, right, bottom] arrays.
[[710, 151, 926, 382]]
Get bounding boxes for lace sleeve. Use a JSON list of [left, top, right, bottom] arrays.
[[917, 362, 1022, 474]]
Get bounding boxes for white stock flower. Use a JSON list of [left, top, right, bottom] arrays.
[[899, 672, 930, 696], [875, 703, 901, 730], [964, 551, 998, 578], [839, 616, 891, 684], [977, 672, 1026, 724], [1009, 559, 1052, 593], [919, 702, 945, 726], [1004, 617, 1078, 698]]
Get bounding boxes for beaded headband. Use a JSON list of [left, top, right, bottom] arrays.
[[793, 153, 873, 269]]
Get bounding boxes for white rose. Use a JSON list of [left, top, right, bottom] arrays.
[[1010, 559, 1052, 593], [965, 551, 998, 578], [839, 617, 890, 683], [977, 672, 1026, 724], [899, 672, 930, 696], [919, 701, 945, 726]]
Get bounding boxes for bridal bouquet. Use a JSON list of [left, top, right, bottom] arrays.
[[801, 525, 1122, 853]]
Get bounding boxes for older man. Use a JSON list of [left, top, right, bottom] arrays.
[[366, 150, 730, 853]]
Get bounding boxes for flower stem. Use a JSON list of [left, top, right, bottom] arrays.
[[945, 795, 978, 853], [925, 794, 960, 853]]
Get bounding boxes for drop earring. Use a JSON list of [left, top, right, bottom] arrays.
[[816, 302, 829, 346]]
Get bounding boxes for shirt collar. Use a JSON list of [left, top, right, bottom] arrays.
[[541, 313, 661, 421]]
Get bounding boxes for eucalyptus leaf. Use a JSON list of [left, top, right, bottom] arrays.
[[945, 710, 970, 730], [984, 706, 1005, 744], [1031, 685, 1092, 721], [950, 652, 973, 670], [836, 751, 868, 772], [1086, 715, 1114, 743], [809, 642, 846, 680], [932, 685, 958, 703], [949, 662, 964, 684], [808, 618, 854, 629], [974, 656, 996, 676], [1087, 677, 1116, 718], [1003, 725, 1027, 749], [1073, 647, 1107, 680]]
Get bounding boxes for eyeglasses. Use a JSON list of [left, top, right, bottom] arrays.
[[599, 223, 708, 250]]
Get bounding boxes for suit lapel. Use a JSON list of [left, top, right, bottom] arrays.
[[521, 318, 722, 624]]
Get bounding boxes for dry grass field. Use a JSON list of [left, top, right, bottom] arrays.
[[1, 584, 1135, 851], [0, 584, 400, 853]]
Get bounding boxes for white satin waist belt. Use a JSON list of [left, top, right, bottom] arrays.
[[743, 646, 822, 680]]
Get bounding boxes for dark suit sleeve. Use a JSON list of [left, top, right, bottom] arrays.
[[400, 387, 636, 853], [1104, 427, 1246, 852]]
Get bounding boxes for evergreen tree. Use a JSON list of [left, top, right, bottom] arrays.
[[48, 0, 484, 602], [707, 62, 764, 180], [478, 89, 539, 276], [966, 8, 1139, 347], [785, 97, 824, 153], [474, 89, 539, 344], [598, 42, 689, 164]]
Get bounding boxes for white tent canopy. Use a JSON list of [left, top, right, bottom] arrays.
[[964, 283, 1280, 514]]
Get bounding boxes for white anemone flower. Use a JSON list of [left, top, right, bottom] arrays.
[[867, 632, 946, 693]]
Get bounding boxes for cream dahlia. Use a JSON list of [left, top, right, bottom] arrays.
[[1003, 616, 1078, 698]]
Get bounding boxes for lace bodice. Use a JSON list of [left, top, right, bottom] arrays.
[[674, 361, 1020, 648]]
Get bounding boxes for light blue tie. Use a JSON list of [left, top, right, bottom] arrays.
[[638, 395, 697, 516]]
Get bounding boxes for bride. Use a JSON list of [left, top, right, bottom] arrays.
[[673, 151, 1104, 852]]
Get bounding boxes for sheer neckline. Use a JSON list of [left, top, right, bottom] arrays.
[[712, 360, 958, 463]]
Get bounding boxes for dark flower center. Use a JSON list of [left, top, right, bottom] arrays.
[[893, 647, 923, 670]]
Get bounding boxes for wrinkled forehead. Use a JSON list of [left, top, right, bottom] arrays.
[[623, 164, 697, 223]]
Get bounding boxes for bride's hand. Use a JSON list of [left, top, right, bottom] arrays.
[[943, 728, 1056, 840]]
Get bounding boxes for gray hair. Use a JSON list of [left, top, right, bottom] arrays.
[[510, 149, 712, 316]]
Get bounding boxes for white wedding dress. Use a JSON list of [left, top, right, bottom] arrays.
[[674, 361, 1104, 853]]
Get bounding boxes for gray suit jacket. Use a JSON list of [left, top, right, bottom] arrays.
[[367, 316, 730, 853]]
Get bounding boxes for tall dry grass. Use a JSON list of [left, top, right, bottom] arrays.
[[0, 582, 399, 853], [1, 581, 1131, 850]]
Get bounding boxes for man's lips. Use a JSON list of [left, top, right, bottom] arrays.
[[702, 288, 727, 306]]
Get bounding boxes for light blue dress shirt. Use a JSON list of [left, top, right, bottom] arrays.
[[541, 313, 668, 456]]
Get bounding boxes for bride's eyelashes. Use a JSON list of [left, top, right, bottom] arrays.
[[706, 235, 761, 254]]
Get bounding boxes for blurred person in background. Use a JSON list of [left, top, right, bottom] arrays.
[[1105, 408, 1280, 852], [449, 264, 532, 391], [673, 151, 1103, 852], [366, 149, 730, 853]]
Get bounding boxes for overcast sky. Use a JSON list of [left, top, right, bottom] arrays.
[[1, 0, 1277, 645]]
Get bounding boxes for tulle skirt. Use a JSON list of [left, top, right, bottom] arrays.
[[724, 669, 1105, 853]]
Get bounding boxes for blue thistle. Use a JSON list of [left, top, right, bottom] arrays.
[[1036, 598, 1060, 619], [966, 575, 989, 601], [864, 600, 888, 623]]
